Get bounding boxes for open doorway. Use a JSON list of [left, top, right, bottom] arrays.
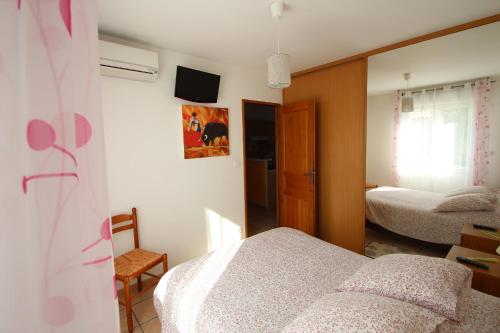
[[242, 100, 280, 237]]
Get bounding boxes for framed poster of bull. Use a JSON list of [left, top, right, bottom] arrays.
[[182, 105, 229, 159]]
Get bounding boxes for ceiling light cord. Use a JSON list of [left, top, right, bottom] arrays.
[[404, 72, 411, 96], [277, 17, 281, 54]]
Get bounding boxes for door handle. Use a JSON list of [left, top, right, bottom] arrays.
[[304, 170, 315, 185]]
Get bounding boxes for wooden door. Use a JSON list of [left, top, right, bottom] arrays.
[[277, 100, 316, 235]]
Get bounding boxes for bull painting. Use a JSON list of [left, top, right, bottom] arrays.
[[182, 105, 230, 159], [201, 122, 228, 146]]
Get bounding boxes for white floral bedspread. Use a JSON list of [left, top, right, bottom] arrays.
[[153, 228, 368, 333], [366, 186, 500, 244], [153, 227, 500, 332]]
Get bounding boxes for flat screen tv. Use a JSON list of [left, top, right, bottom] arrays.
[[174, 66, 220, 103]]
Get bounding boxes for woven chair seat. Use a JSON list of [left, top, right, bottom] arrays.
[[111, 208, 168, 333], [114, 248, 163, 279]]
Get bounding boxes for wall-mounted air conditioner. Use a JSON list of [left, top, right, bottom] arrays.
[[99, 40, 159, 82]]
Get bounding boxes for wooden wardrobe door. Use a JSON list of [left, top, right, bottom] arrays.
[[283, 59, 367, 254]]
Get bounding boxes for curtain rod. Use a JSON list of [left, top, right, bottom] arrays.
[[400, 77, 496, 94]]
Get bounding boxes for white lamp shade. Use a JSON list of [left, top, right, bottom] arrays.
[[402, 95, 414, 112], [267, 53, 291, 88]]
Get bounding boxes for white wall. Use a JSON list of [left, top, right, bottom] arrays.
[[366, 77, 500, 189], [366, 93, 395, 186], [101, 42, 281, 270]]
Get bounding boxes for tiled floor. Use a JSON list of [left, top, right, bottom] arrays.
[[118, 285, 161, 333], [247, 203, 277, 236], [365, 222, 451, 258]]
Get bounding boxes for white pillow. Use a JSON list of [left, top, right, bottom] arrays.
[[433, 193, 496, 212], [482, 192, 498, 204], [335, 254, 472, 320], [446, 186, 491, 197], [282, 292, 446, 333]]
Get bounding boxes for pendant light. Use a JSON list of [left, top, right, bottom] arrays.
[[267, 1, 291, 89], [402, 72, 414, 112]]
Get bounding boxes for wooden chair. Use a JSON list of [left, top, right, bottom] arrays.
[[112, 208, 168, 333]]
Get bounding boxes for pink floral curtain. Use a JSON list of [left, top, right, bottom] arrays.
[[473, 79, 491, 186], [391, 91, 402, 186], [0, 1, 118, 332]]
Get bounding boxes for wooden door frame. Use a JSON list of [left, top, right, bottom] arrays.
[[242, 99, 281, 238]]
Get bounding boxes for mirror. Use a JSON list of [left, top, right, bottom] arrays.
[[365, 22, 500, 258]]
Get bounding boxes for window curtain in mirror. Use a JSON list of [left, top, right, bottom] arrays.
[[391, 91, 402, 186], [472, 79, 491, 186], [0, 1, 119, 332], [393, 83, 477, 193]]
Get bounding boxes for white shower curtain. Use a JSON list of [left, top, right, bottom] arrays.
[[0, 1, 119, 332]]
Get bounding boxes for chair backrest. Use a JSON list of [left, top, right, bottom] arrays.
[[111, 207, 139, 248]]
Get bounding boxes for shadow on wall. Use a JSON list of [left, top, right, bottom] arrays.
[[205, 208, 241, 252]]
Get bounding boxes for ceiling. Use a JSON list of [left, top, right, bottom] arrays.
[[98, 0, 500, 73], [368, 21, 500, 95]]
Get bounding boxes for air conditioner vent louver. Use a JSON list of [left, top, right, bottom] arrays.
[[99, 40, 159, 82]]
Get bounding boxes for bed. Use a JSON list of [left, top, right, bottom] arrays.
[[366, 186, 500, 245], [153, 227, 499, 332]]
